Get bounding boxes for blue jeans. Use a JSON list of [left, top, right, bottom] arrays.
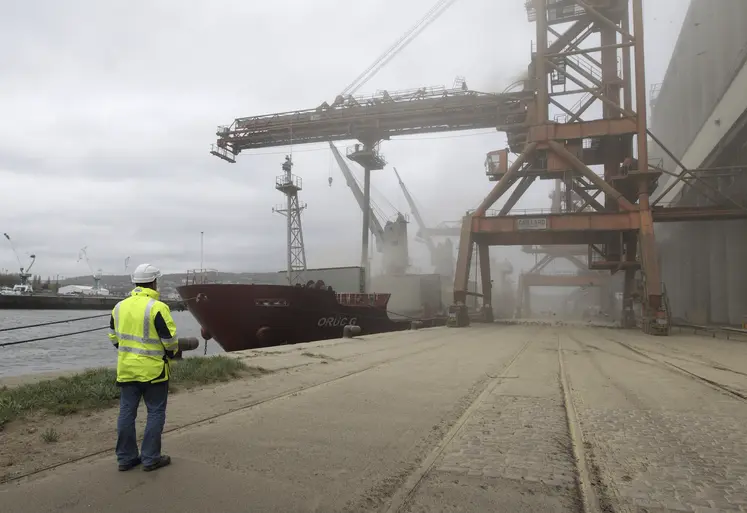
[[116, 381, 168, 467]]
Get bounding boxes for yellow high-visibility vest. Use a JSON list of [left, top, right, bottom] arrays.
[[109, 287, 179, 384]]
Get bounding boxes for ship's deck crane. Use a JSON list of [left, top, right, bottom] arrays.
[[3, 233, 35, 286], [393, 168, 435, 255], [329, 143, 385, 253], [78, 247, 103, 292], [392, 168, 454, 278], [329, 143, 409, 276]]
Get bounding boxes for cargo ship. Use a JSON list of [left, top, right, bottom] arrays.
[[176, 280, 438, 352], [177, 154, 448, 352]]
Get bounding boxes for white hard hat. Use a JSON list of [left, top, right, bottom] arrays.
[[131, 263, 163, 284]]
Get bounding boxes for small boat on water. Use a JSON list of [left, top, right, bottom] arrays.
[[0, 284, 33, 296], [176, 280, 434, 352]]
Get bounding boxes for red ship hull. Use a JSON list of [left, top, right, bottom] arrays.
[[177, 283, 413, 352]]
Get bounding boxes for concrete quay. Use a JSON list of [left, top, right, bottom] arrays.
[[2, 324, 747, 512]]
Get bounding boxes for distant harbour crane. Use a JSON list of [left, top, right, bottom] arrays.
[[3, 233, 35, 286], [77, 246, 104, 292]]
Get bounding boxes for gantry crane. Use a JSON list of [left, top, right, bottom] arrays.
[[515, 250, 610, 319], [452, 0, 747, 333], [329, 143, 409, 277], [3, 233, 35, 286], [209, 0, 747, 333]]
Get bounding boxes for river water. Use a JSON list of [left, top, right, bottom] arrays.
[[0, 310, 223, 378]]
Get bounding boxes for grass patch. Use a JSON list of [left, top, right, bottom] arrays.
[[41, 427, 59, 443], [170, 356, 267, 389], [0, 356, 267, 430]]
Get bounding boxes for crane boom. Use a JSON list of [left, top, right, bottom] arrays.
[[3, 233, 35, 273], [393, 168, 436, 255], [78, 247, 94, 275], [3, 233, 23, 271], [3, 233, 35, 286], [329, 142, 385, 252]]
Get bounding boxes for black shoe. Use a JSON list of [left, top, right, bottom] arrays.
[[143, 455, 171, 472], [118, 457, 141, 472]]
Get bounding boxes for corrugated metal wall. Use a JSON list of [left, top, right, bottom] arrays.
[[650, 0, 747, 325], [651, 0, 747, 168]]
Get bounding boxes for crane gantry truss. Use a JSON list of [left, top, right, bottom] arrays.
[[210, 86, 530, 160]]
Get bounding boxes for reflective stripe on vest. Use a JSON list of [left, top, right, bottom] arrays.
[[118, 345, 165, 357]]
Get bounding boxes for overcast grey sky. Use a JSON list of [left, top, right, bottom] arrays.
[[0, 0, 689, 279]]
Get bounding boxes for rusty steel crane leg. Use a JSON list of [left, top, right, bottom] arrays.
[[523, 282, 531, 319], [454, 143, 538, 318], [478, 243, 493, 322], [515, 275, 524, 319], [632, 0, 664, 332], [622, 233, 638, 328], [453, 216, 475, 306]]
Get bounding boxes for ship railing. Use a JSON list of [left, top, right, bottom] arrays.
[[336, 293, 387, 307], [185, 268, 219, 286]]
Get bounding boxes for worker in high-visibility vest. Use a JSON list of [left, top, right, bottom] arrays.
[[109, 263, 179, 472]]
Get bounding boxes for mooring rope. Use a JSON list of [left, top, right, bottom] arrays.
[[0, 326, 109, 347], [0, 314, 110, 333]]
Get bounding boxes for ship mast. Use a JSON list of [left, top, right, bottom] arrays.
[[273, 156, 307, 285]]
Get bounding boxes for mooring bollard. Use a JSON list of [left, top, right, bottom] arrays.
[[410, 321, 423, 330], [343, 325, 362, 338], [169, 337, 200, 360], [177, 337, 200, 352]]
